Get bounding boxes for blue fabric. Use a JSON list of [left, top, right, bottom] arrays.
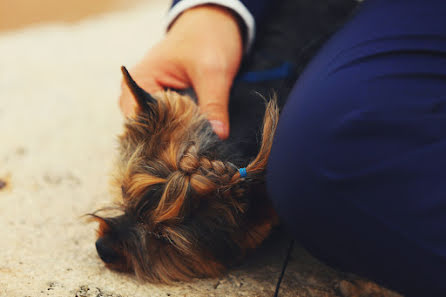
[[237, 0, 270, 24], [171, 0, 271, 25], [267, 0, 446, 296], [237, 62, 294, 82]]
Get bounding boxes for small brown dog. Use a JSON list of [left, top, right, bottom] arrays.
[[92, 66, 279, 283], [91, 0, 358, 283]]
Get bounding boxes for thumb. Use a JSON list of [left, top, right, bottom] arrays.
[[193, 74, 231, 140]]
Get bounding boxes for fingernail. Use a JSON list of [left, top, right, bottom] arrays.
[[210, 120, 227, 139]]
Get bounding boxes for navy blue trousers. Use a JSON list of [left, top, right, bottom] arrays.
[[267, 0, 446, 296]]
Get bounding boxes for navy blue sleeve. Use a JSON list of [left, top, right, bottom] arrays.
[[170, 0, 272, 25], [236, 0, 270, 24]]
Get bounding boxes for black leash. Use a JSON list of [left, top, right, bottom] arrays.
[[273, 240, 295, 297]]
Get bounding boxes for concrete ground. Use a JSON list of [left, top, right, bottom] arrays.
[[0, 1, 402, 296]]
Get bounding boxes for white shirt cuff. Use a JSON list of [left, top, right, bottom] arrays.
[[165, 0, 255, 52]]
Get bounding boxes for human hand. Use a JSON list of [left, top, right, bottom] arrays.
[[119, 5, 244, 139]]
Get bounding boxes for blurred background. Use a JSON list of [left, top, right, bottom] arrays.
[[0, 0, 143, 32]]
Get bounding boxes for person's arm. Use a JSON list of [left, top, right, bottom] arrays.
[[167, 0, 271, 51]]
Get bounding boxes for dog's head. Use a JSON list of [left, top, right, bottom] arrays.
[[92, 67, 279, 283]]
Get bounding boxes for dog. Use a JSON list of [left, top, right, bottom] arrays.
[[91, 0, 358, 283], [92, 65, 279, 282]]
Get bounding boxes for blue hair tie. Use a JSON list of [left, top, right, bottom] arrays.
[[239, 168, 247, 178]]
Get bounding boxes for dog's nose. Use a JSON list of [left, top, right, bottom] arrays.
[[95, 237, 120, 264]]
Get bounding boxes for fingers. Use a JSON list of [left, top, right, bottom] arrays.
[[119, 91, 137, 118], [166, 5, 243, 139], [119, 51, 191, 118], [193, 67, 232, 140]]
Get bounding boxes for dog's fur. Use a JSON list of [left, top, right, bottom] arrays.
[[92, 67, 279, 283], [91, 0, 358, 283]]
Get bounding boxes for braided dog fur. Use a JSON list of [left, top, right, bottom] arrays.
[[92, 67, 279, 283]]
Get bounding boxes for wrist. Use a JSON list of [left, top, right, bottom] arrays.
[[168, 4, 245, 51]]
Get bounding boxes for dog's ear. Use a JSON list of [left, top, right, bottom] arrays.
[[121, 66, 157, 114]]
